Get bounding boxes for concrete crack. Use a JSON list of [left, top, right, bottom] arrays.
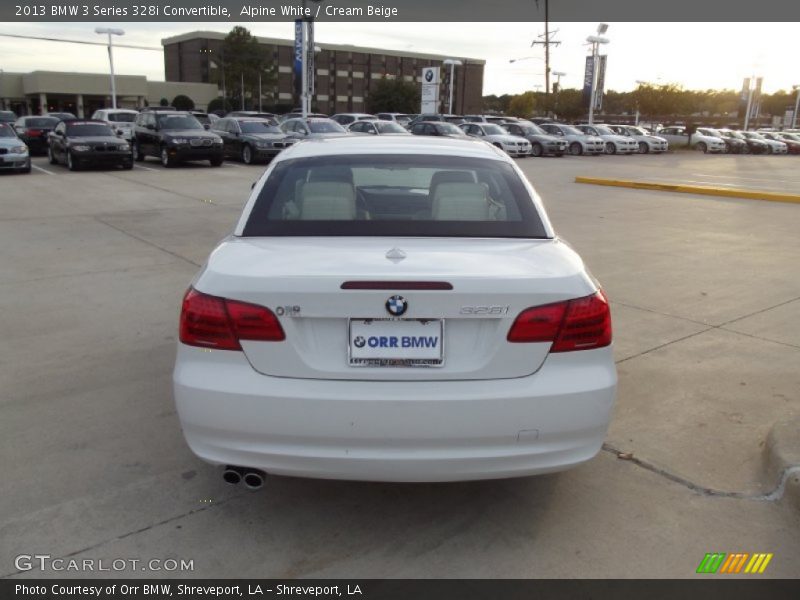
[[602, 443, 800, 502]]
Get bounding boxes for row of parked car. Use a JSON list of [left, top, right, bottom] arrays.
[[3, 106, 799, 174]]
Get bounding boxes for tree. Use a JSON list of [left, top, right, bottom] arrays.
[[172, 94, 195, 111], [507, 92, 537, 117], [206, 97, 232, 115], [159, 98, 169, 107], [367, 77, 420, 113], [216, 26, 277, 110]]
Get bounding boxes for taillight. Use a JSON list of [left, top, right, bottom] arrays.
[[27, 129, 42, 137], [179, 288, 285, 351], [507, 291, 612, 352]]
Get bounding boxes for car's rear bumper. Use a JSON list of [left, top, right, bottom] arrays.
[[173, 344, 617, 482]]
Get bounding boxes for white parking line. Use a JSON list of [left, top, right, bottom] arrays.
[[224, 161, 245, 168], [31, 164, 56, 175], [133, 164, 158, 171]]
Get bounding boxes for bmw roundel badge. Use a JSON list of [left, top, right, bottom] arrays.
[[385, 295, 408, 317]]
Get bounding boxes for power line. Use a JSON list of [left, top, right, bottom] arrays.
[[0, 32, 161, 51]]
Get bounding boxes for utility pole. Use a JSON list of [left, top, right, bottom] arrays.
[[532, 0, 560, 96]]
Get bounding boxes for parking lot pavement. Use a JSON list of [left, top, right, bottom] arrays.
[[1, 155, 798, 579]]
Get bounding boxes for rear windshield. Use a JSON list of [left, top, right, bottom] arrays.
[[240, 121, 282, 134], [25, 117, 59, 128], [66, 123, 114, 136], [107, 113, 136, 122], [243, 154, 548, 238], [157, 115, 203, 130], [308, 120, 346, 133]]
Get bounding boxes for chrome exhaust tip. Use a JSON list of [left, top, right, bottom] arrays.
[[222, 467, 243, 485], [243, 470, 265, 490]]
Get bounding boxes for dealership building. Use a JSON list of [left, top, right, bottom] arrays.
[[0, 32, 485, 117], [161, 31, 485, 115], [0, 71, 218, 117]]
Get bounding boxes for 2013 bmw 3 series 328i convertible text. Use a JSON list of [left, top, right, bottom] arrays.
[[173, 136, 617, 486]]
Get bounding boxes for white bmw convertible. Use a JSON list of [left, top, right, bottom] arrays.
[[173, 135, 617, 486]]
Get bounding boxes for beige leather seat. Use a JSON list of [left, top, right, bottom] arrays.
[[298, 181, 356, 220], [431, 182, 491, 221]]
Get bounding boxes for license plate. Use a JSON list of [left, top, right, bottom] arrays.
[[349, 319, 444, 367]]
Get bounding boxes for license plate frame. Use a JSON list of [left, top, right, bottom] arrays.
[[348, 318, 444, 368]]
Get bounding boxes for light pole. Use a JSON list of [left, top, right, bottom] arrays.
[[586, 23, 609, 125], [792, 85, 800, 130], [743, 76, 756, 131], [443, 59, 462, 115], [95, 27, 125, 109]]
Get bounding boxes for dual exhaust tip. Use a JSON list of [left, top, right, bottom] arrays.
[[223, 466, 265, 490]]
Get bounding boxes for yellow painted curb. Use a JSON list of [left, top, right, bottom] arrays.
[[574, 176, 800, 204]]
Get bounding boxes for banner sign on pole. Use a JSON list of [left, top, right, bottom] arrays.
[[420, 66, 440, 113], [306, 20, 315, 99], [582, 56, 593, 109], [294, 19, 303, 96], [594, 55, 607, 111], [750, 77, 763, 120]]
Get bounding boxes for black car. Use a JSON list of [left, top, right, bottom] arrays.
[[212, 117, 296, 164], [409, 121, 469, 138], [47, 119, 132, 171], [14, 116, 60, 155], [45, 112, 77, 122], [133, 111, 224, 167]]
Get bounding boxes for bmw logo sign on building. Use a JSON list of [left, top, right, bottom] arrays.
[[386, 295, 408, 317], [425, 69, 434, 82]]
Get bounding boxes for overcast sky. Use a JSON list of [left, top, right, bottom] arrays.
[[0, 22, 797, 95]]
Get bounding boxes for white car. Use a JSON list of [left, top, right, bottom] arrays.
[[173, 136, 617, 485], [741, 131, 788, 154], [575, 124, 638, 155], [538, 123, 606, 155], [90, 108, 138, 142], [459, 122, 532, 157], [608, 125, 669, 154], [659, 126, 726, 153]]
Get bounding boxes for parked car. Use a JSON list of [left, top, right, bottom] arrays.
[[607, 125, 669, 154], [330, 113, 378, 126], [538, 123, 605, 155], [44, 111, 77, 121], [697, 127, 747, 154], [658, 126, 726, 153], [133, 111, 224, 167], [212, 117, 296, 164], [459, 122, 531, 157], [90, 108, 139, 143], [501, 122, 568, 157], [173, 135, 616, 484], [409, 121, 469, 138], [13, 116, 60, 155], [0, 122, 30, 173], [0, 110, 17, 124], [347, 120, 411, 136], [47, 119, 132, 171], [746, 131, 788, 154], [189, 111, 215, 128], [767, 132, 800, 154], [407, 114, 463, 128], [375, 112, 413, 127], [227, 111, 276, 120], [717, 129, 766, 154], [280, 117, 349, 139], [575, 124, 638, 155], [277, 112, 328, 122]]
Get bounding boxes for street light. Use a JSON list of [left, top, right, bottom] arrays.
[[793, 85, 800, 129], [95, 27, 125, 109], [586, 24, 610, 125], [442, 59, 462, 115], [552, 70, 565, 91], [508, 56, 542, 64]]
